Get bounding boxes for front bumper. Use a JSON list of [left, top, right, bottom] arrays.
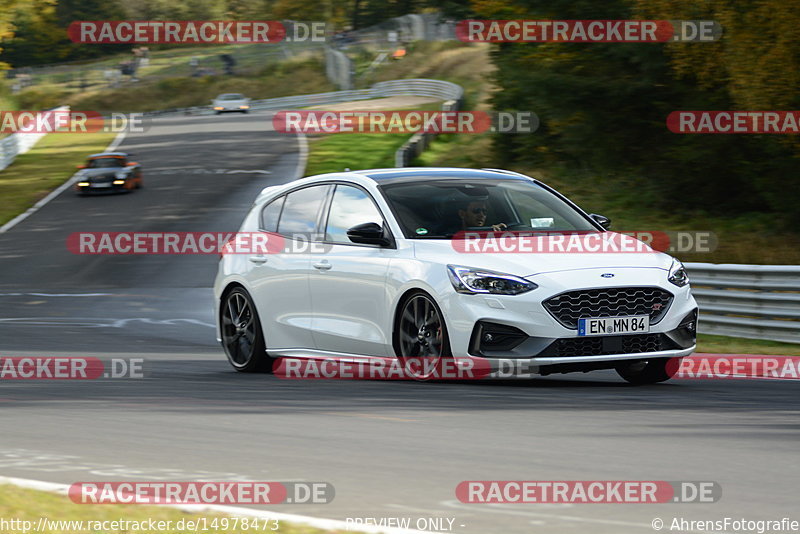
[[464, 345, 696, 378], [438, 268, 698, 366], [76, 181, 129, 193]]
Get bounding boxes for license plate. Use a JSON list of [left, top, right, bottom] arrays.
[[578, 315, 650, 336], [91, 183, 112, 188]]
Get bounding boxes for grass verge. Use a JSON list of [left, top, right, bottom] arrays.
[[0, 484, 348, 534], [696, 334, 800, 356], [0, 131, 117, 226], [305, 133, 411, 176], [369, 42, 495, 110]]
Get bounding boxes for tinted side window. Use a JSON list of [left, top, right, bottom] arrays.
[[277, 185, 329, 238], [260, 196, 285, 232], [325, 185, 384, 244]]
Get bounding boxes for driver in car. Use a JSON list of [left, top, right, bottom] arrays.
[[458, 200, 507, 231]]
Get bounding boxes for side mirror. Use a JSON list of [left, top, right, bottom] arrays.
[[347, 222, 393, 247], [590, 213, 611, 229], [76, 164, 86, 169]]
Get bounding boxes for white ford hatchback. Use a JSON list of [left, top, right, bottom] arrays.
[[214, 168, 697, 384]]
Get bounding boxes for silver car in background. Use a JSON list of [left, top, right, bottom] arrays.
[[212, 93, 250, 114]]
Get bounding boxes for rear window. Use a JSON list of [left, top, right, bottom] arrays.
[[260, 196, 285, 232], [277, 185, 330, 238]]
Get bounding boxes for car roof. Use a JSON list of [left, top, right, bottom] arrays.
[[349, 167, 533, 185], [88, 152, 128, 158], [255, 168, 537, 204]]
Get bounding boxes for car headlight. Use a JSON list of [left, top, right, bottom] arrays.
[[668, 260, 689, 287], [447, 265, 538, 295]]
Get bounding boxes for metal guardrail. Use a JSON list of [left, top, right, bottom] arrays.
[[325, 46, 353, 90], [395, 98, 461, 167], [0, 106, 70, 171], [685, 263, 800, 344], [143, 78, 464, 117]]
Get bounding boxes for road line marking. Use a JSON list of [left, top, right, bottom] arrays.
[[105, 130, 127, 152], [321, 412, 418, 422], [0, 317, 214, 328], [0, 293, 114, 297]]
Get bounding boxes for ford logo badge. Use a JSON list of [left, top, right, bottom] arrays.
[[601, 273, 615, 278]]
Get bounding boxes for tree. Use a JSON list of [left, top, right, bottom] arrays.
[[474, 0, 800, 222]]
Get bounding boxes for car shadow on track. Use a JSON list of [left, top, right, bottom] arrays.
[[3, 357, 797, 417]]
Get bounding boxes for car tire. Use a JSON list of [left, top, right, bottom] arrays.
[[394, 290, 452, 380], [220, 287, 274, 373], [616, 358, 678, 385]]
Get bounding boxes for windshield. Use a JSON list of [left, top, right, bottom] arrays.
[[87, 157, 124, 168], [380, 178, 597, 238], [218, 94, 245, 100]]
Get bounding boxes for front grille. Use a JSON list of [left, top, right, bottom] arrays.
[[623, 333, 661, 354], [555, 337, 603, 357], [541, 333, 675, 357], [543, 286, 673, 329]]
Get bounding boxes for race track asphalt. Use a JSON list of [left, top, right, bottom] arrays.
[[0, 112, 797, 533]]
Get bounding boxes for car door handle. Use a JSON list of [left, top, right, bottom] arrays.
[[313, 261, 332, 270], [249, 255, 268, 264]]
